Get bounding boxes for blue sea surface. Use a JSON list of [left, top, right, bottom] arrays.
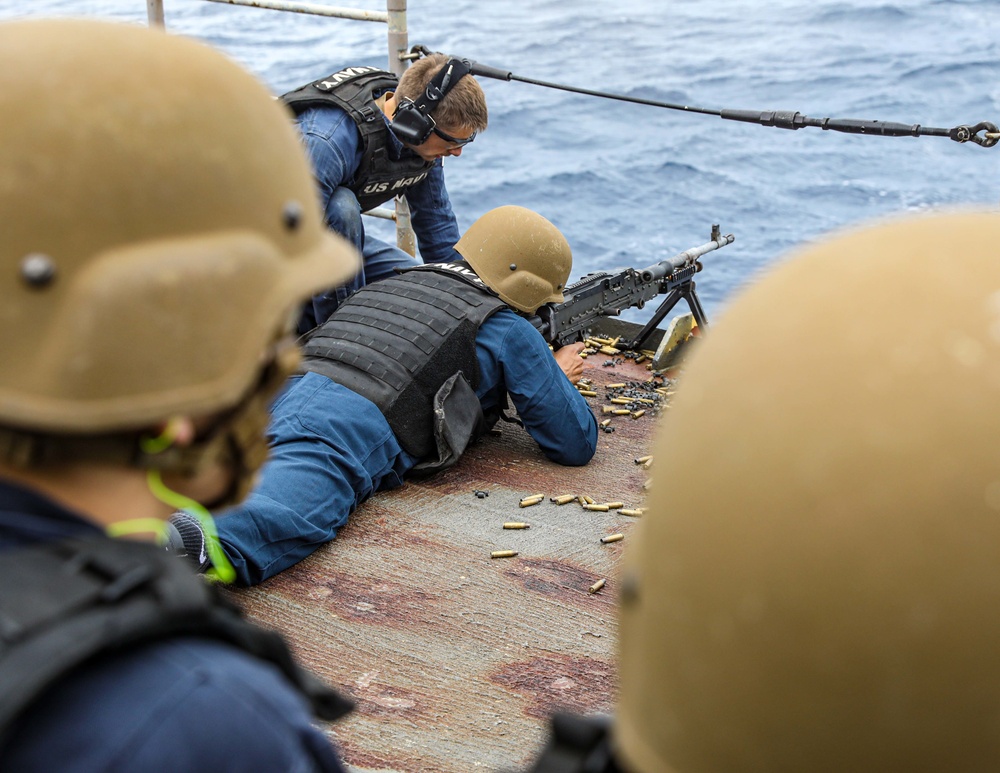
[[7, 0, 999, 324]]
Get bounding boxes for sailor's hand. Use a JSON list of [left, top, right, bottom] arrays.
[[553, 342, 586, 384]]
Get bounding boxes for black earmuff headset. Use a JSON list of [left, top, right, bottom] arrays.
[[389, 57, 474, 146]]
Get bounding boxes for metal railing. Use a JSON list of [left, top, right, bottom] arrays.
[[146, 0, 416, 254]]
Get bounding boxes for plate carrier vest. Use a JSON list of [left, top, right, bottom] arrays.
[[281, 66, 436, 212], [0, 536, 352, 746], [299, 264, 508, 470]]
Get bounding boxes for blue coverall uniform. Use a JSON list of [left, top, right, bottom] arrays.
[[296, 99, 461, 329], [0, 480, 346, 773], [215, 308, 599, 586]]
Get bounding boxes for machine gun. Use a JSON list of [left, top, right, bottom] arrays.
[[529, 225, 735, 352]]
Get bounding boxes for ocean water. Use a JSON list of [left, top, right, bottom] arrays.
[[6, 0, 999, 324]]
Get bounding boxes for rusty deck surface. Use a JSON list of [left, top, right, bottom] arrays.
[[227, 325, 676, 773]]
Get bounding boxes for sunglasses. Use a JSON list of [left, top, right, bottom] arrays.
[[432, 125, 477, 147]]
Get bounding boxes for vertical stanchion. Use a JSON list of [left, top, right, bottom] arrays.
[[147, 0, 165, 27], [386, 0, 416, 257]]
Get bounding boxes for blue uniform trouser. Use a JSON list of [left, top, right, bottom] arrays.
[[299, 187, 420, 332], [214, 373, 418, 585]]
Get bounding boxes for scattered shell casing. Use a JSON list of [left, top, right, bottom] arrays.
[[642, 458, 654, 469], [601, 533, 625, 544], [632, 410, 646, 419], [582, 495, 596, 505], [602, 406, 616, 414], [577, 390, 598, 397], [503, 522, 530, 529], [491, 550, 519, 558], [635, 398, 656, 405], [610, 398, 633, 405], [583, 503, 611, 512], [619, 508, 644, 517], [551, 494, 577, 505], [606, 383, 626, 389], [599, 346, 620, 355], [603, 502, 625, 510], [612, 409, 632, 415], [589, 578, 606, 594], [519, 495, 544, 507], [634, 455, 653, 465], [599, 418, 612, 428]]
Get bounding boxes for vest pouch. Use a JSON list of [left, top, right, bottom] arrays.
[[410, 372, 485, 476]]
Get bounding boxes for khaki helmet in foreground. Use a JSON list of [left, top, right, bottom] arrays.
[[0, 19, 358, 477], [0, 19, 360, 434], [616, 209, 1000, 773], [455, 205, 572, 314]]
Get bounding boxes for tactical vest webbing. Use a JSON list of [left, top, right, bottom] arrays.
[[299, 264, 507, 461], [0, 537, 352, 745], [281, 66, 435, 211]]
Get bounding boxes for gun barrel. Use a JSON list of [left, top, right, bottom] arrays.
[[639, 231, 735, 283]]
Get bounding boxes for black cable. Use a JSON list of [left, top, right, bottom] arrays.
[[410, 45, 998, 148]]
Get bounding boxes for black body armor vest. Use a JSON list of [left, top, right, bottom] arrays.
[[300, 264, 507, 470], [281, 66, 436, 211], [0, 537, 352, 746]]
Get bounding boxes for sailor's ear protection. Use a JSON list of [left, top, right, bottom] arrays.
[[390, 57, 473, 145]]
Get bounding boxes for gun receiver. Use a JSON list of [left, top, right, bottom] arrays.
[[530, 225, 734, 352]]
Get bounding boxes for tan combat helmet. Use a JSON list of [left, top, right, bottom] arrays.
[[455, 205, 572, 314], [615, 210, 1000, 773], [0, 19, 358, 473]]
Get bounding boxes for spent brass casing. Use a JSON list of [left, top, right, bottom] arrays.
[[589, 578, 606, 594], [519, 495, 544, 507], [491, 550, 519, 558], [606, 383, 626, 389], [602, 406, 615, 414], [551, 494, 577, 505], [583, 503, 610, 512], [503, 522, 530, 529], [612, 409, 631, 415], [603, 502, 625, 510], [632, 410, 646, 419], [619, 508, 644, 517], [634, 455, 653, 465], [601, 533, 625, 544], [599, 346, 620, 355], [581, 495, 596, 505], [577, 390, 598, 397], [610, 398, 633, 405]]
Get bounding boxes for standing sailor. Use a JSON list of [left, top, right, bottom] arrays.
[[0, 19, 360, 770], [282, 53, 489, 331]]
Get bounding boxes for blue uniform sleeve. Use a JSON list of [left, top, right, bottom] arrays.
[[295, 106, 363, 222], [404, 161, 461, 264], [476, 312, 598, 466]]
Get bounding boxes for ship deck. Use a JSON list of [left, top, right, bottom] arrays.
[[228, 321, 678, 773]]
